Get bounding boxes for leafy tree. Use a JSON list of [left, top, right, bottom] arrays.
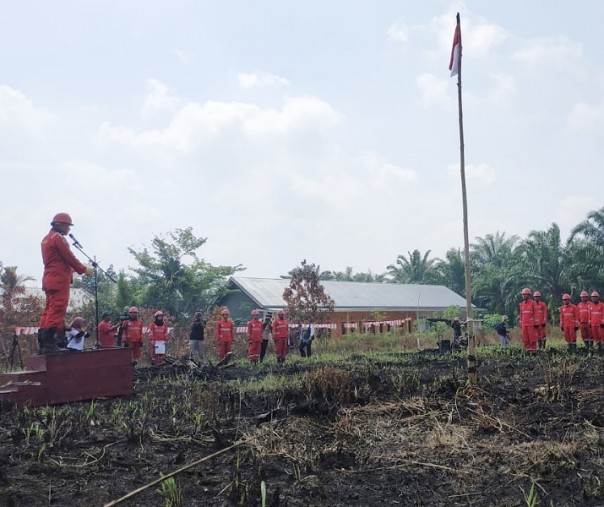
[[283, 260, 335, 324], [432, 248, 466, 296], [0, 266, 34, 313], [386, 250, 438, 284], [128, 228, 243, 320], [320, 266, 386, 282]]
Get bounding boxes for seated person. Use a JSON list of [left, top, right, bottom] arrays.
[[66, 317, 92, 352]]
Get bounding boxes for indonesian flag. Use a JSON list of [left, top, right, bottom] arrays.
[[449, 14, 461, 77]]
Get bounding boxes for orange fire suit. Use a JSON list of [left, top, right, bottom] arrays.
[[148, 322, 169, 365], [247, 319, 263, 363], [216, 319, 235, 361], [577, 300, 592, 343], [519, 299, 538, 352], [589, 302, 604, 343], [534, 300, 548, 340], [97, 320, 116, 348], [40, 229, 87, 331], [272, 317, 290, 362], [122, 319, 143, 360], [559, 304, 579, 344]]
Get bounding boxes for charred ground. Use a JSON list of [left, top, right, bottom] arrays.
[[0, 348, 602, 506]]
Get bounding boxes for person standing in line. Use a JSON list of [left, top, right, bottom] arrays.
[[533, 291, 548, 349], [272, 309, 289, 364], [559, 294, 579, 352], [299, 324, 314, 357], [495, 316, 511, 347], [189, 310, 206, 364], [122, 306, 143, 363], [246, 310, 263, 364], [97, 312, 118, 348], [215, 308, 235, 362], [260, 314, 272, 362], [589, 291, 604, 356], [519, 288, 538, 354], [39, 212, 93, 353], [148, 311, 169, 365], [577, 290, 593, 352]]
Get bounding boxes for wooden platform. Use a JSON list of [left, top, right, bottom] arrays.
[[0, 347, 134, 406]]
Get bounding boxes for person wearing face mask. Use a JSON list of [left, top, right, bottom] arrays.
[[148, 310, 169, 365]]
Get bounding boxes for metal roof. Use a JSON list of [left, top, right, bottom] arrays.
[[229, 277, 470, 312]]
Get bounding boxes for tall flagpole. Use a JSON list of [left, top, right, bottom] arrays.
[[451, 12, 476, 383]]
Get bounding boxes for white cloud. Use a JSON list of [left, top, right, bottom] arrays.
[[0, 85, 51, 131], [141, 79, 180, 117], [238, 71, 290, 89], [173, 49, 191, 65], [387, 20, 409, 43], [513, 36, 583, 67], [101, 95, 340, 153], [447, 162, 496, 186], [416, 73, 449, 106], [568, 101, 604, 128], [487, 73, 516, 105]]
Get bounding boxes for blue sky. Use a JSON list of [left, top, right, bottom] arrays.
[[2, 1, 603, 284]]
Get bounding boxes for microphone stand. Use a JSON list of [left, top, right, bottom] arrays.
[[69, 239, 117, 348]]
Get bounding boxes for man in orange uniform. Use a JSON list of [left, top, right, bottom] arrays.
[[577, 290, 593, 352], [589, 291, 604, 356], [148, 311, 169, 365], [122, 306, 143, 362], [559, 294, 579, 352], [39, 212, 93, 353], [246, 310, 263, 364], [97, 312, 118, 348], [215, 308, 235, 362], [272, 309, 289, 364], [519, 288, 539, 354], [533, 291, 548, 349]]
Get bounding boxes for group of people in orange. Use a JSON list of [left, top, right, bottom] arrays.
[[519, 287, 604, 354], [216, 307, 291, 365]]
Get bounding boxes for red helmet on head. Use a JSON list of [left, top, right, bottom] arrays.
[[221, 308, 230, 316], [533, 291, 541, 297], [521, 288, 531, 295], [52, 212, 73, 225], [154, 311, 164, 317], [591, 291, 600, 298], [580, 291, 589, 297], [251, 309, 259, 316], [277, 309, 285, 316], [129, 306, 139, 313], [562, 294, 571, 301]]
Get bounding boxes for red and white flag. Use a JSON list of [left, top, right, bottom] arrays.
[[449, 14, 461, 77]]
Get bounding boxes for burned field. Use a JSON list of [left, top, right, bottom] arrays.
[[0, 349, 602, 506]]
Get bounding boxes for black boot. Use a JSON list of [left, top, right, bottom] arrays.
[[41, 328, 67, 354], [585, 340, 593, 353], [598, 342, 604, 356], [541, 339, 547, 350], [568, 343, 577, 354], [37, 328, 45, 354]]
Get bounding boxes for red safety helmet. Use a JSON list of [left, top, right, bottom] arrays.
[[562, 294, 571, 301], [580, 290, 589, 297], [251, 309, 259, 316], [52, 212, 73, 225], [591, 291, 600, 298], [129, 306, 139, 313], [221, 309, 230, 316], [521, 288, 531, 295], [533, 291, 541, 297], [154, 311, 164, 317], [277, 309, 285, 316]]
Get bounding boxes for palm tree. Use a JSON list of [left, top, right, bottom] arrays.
[[387, 250, 437, 284], [518, 223, 570, 303], [0, 265, 34, 313], [432, 248, 466, 296]]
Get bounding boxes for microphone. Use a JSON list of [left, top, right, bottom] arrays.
[[69, 233, 83, 248]]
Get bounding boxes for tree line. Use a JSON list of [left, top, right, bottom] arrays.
[[2, 208, 604, 326]]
